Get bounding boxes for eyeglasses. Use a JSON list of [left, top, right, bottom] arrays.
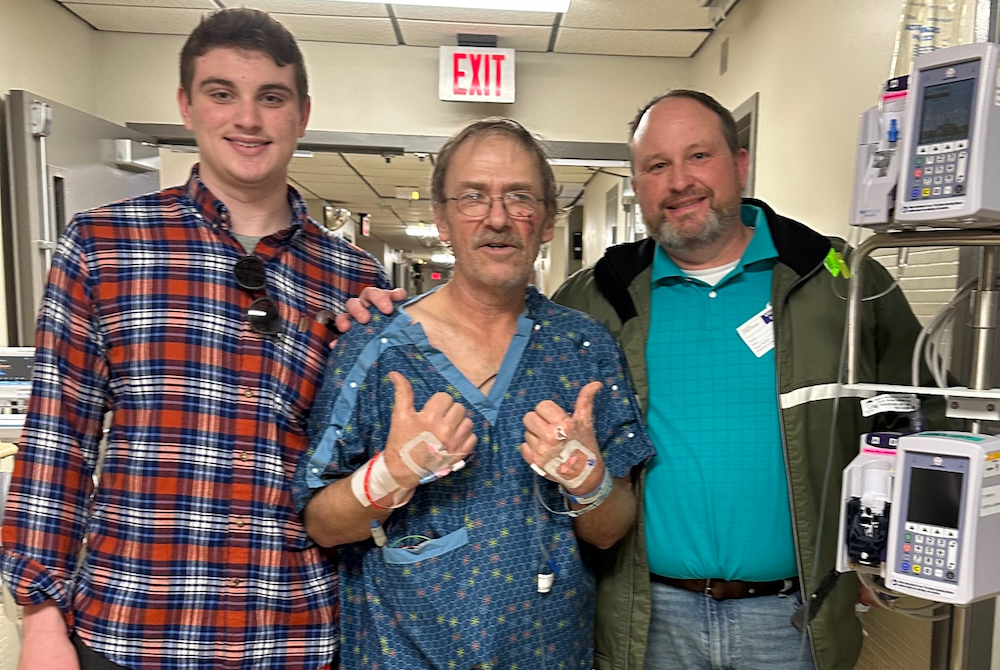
[[233, 255, 282, 336], [445, 191, 544, 219]]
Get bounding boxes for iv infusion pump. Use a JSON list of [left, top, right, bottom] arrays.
[[852, 42, 1000, 228], [838, 432, 1000, 605]]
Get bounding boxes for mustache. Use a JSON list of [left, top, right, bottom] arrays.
[[659, 189, 711, 210]]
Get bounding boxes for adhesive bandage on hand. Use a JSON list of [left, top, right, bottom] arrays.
[[350, 454, 412, 508], [399, 430, 466, 480], [529, 439, 599, 490]]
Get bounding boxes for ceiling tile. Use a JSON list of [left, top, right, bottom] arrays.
[[562, 0, 714, 30], [225, 0, 388, 18], [294, 149, 635, 254], [290, 173, 366, 186], [289, 163, 357, 176], [61, 0, 214, 7], [399, 20, 550, 51], [270, 14, 397, 45], [64, 4, 207, 34], [555, 27, 706, 58], [391, 6, 555, 26], [345, 154, 431, 171]]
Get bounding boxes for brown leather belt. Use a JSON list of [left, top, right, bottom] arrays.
[[650, 574, 800, 601]]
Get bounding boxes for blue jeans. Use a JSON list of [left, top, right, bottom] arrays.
[[644, 580, 817, 670]]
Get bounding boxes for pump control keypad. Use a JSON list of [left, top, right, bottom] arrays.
[[911, 141, 968, 200], [899, 522, 959, 582]]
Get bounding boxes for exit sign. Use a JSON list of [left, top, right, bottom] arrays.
[[439, 46, 515, 103]]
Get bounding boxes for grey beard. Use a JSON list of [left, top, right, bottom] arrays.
[[647, 201, 741, 253]]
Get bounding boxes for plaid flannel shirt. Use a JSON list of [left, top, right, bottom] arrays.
[[1, 166, 390, 669]]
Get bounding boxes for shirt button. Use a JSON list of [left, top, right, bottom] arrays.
[[240, 451, 249, 462], [708, 291, 718, 298], [236, 518, 246, 528], [231, 578, 242, 586], [244, 389, 253, 398]]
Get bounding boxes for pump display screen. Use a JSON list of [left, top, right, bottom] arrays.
[[918, 78, 975, 144], [907, 467, 963, 529], [0, 355, 33, 384]]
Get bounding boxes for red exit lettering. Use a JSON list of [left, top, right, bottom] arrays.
[[453, 52, 506, 97]]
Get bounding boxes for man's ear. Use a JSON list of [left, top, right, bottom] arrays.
[[735, 148, 750, 191], [541, 213, 556, 244], [177, 86, 194, 131], [432, 203, 451, 244], [297, 95, 311, 137]]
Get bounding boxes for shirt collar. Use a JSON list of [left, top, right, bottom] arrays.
[[182, 163, 311, 238], [399, 284, 546, 321], [651, 203, 778, 283]]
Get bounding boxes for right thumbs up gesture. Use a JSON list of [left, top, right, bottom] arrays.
[[381, 371, 478, 489]]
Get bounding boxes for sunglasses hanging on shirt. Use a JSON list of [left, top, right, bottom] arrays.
[[233, 255, 282, 336]]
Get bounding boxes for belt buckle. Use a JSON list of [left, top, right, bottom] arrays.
[[706, 579, 727, 601]]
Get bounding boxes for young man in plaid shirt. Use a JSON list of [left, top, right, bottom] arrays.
[[1, 8, 390, 669]]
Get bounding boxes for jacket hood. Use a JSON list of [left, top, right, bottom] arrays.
[[592, 198, 833, 324]]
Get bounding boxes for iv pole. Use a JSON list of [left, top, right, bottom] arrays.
[[845, 231, 998, 670]]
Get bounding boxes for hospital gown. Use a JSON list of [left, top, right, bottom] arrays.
[[294, 287, 655, 670]]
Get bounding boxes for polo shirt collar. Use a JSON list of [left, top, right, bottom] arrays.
[[651, 203, 778, 285]]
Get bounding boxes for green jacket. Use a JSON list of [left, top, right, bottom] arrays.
[[552, 198, 928, 670]]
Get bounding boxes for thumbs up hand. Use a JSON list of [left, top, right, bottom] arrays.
[[521, 381, 605, 496], [381, 371, 477, 490]]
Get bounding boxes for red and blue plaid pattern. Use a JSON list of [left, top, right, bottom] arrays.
[[1, 167, 389, 669]]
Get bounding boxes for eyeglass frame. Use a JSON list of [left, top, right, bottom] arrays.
[[443, 190, 549, 219], [233, 254, 282, 336]]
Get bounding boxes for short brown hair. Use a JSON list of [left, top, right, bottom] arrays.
[[432, 118, 558, 219], [180, 8, 308, 105], [628, 89, 739, 156]]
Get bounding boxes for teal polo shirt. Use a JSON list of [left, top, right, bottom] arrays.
[[644, 204, 797, 581]]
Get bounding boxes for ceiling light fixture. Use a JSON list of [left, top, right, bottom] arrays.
[[322, 0, 570, 12], [405, 224, 439, 238], [548, 158, 631, 168], [431, 252, 455, 264]]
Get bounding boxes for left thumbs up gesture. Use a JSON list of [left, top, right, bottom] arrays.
[[521, 381, 605, 496]]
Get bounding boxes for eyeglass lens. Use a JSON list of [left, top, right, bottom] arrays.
[[233, 255, 281, 335], [234, 255, 268, 291], [457, 194, 538, 218], [247, 296, 281, 335]]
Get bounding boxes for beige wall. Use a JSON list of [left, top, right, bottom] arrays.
[[93, 32, 689, 142], [687, 0, 901, 238], [534, 219, 569, 297], [0, 0, 101, 346], [0, 0, 99, 116], [158, 148, 199, 188], [581, 171, 629, 268]]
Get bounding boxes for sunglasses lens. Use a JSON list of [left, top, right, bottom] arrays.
[[234, 255, 267, 291], [247, 296, 281, 335]]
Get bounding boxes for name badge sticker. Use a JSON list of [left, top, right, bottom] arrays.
[[737, 303, 774, 358]]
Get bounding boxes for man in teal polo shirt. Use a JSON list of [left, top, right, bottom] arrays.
[[552, 90, 927, 670]]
